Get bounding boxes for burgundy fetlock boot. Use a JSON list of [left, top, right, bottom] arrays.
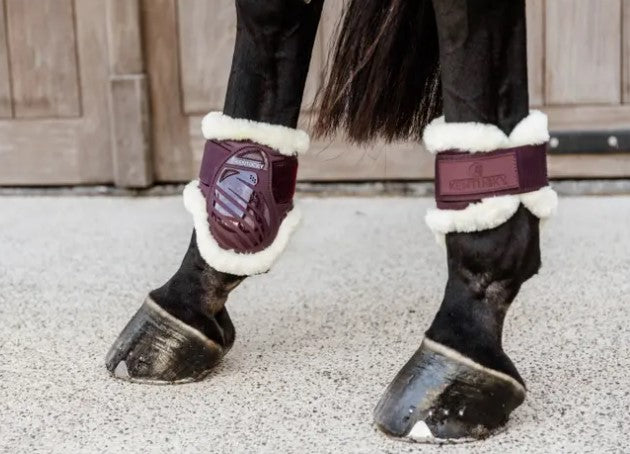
[[374, 111, 558, 442], [105, 113, 308, 383]]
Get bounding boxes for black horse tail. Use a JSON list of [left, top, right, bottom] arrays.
[[314, 0, 441, 143]]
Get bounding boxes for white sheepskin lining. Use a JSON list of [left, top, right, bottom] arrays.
[[201, 112, 310, 157], [183, 181, 301, 276], [426, 187, 559, 244], [422, 111, 558, 243], [423, 110, 550, 154]]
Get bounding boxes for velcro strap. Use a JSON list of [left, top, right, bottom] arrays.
[[435, 144, 548, 210]]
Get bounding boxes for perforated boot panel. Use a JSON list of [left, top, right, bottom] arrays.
[[198, 140, 297, 254]]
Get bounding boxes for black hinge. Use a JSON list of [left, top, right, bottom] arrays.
[[548, 130, 630, 154]]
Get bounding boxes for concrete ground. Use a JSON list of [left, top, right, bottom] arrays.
[[1, 194, 628, 453]]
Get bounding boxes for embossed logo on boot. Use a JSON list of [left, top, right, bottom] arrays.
[[469, 163, 483, 178], [448, 163, 509, 192], [437, 153, 519, 197]]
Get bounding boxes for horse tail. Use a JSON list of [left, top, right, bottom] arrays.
[[313, 0, 442, 143]]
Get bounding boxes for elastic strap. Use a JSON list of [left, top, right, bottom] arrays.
[[435, 144, 548, 210]]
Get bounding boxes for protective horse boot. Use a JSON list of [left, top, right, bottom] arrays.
[[105, 0, 322, 384], [105, 113, 308, 384], [374, 111, 558, 441]]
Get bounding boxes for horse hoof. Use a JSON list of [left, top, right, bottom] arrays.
[[105, 297, 227, 384], [374, 337, 526, 443]]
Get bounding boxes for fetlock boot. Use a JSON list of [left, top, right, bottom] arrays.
[[374, 111, 558, 441], [106, 113, 308, 384]]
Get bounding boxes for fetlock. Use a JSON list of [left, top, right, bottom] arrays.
[[149, 233, 244, 351], [426, 204, 541, 381], [105, 113, 308, 384]]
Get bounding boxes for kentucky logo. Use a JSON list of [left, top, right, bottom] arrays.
[[469, 163, 483, 178], [448, 163, 509, 192]]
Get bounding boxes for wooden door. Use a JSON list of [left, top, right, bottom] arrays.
[[529, 0, 630, 177], [144, 0, 630, 183], [0, 0, 152, 187], [2, 0, 629, 187], [143, 0, 431, 183]]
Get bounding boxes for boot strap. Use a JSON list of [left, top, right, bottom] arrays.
[[435, 144, 548, 210]]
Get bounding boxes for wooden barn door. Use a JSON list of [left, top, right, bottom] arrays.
[[0, 0, 152, 187], [143, 0, 430, 183], [145, 0, 630, 183], [3, 0, 626, 186], [528, 0, 630, 178]]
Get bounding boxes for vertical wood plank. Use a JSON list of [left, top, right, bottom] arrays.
[[526, 0, 545, 106], [74, 0, 114, 182], [545, 0, 621, 104], [142, 0, 192, 181], [623, 0, 630, 102], [106, 0, 144, 75], [106, 0, 152, 187], [6, 0, 81, 117], [110, 76, 152, 187], [0, 0, 12, 117], [177, 0, 236, 114]]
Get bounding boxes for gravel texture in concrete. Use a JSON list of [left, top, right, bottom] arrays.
[[1, 195, 629, 453]]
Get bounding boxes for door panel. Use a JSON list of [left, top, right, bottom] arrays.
[[177, 0, 237, 114], [623, 0, 630, 103], [73, 0, 114, 182], [526, 0, 545, 106], [6, 0, 81, 118], [0, 0, 113, 185], [0, 0, 11, 117], [106, 0, 144, 75], [545, 0, 621, 105], [141, 0, 191, 182]]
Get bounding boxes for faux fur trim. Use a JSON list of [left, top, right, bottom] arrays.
[[183, 181, 301, 276], [520, 186, 558, 219], [425, 186, 558, 244], [201, 112, 310, 156], [426, 195, 521, 236], [423, 110, 550, 153]]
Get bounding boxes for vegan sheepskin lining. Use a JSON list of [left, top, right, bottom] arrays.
[[183, 181, 301, 276], [201, 112, 310, 157], [422, 111, 558, 242], [422, 110, 550, 154]]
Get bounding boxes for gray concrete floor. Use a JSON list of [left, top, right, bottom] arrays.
[[1, 195, 629, 453]]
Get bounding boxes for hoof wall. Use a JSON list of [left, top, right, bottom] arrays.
[[374, 338, 526, 443], [105, 298, 225, 384]]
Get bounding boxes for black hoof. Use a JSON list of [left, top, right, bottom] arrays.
[[374, 338, 526, 443], [105, 298, 231, 384]]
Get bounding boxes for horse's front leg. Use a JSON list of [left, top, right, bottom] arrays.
[[105, 0, 324, 384], [374, 0, 558, 441]]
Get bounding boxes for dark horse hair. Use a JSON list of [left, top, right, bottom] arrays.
[[314, 0, 442, 143]]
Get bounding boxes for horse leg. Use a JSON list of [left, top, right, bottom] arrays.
[[105, 0, 323, 384], [374, 0, 558, 441]]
